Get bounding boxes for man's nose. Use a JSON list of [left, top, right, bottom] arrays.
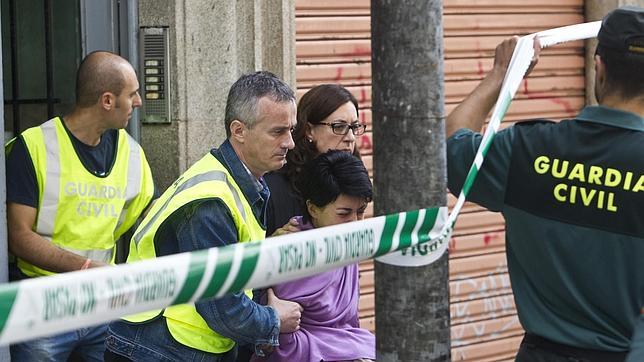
[[285, 132, 295, 150], [133, 92, 142, 108]]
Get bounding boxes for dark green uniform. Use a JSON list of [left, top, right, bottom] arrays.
[[627, 313, 644, 361], [447, 106, 644, 355]]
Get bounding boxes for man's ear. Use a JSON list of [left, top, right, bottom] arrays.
[[100, 92, 115, 111], [230, 120, 247, 144], [594, 54, 606, 87]]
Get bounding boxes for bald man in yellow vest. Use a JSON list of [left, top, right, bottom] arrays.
[[6, 51, 155, 361]]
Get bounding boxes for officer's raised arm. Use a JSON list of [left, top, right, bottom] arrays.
[[445, 36, 541, 138]]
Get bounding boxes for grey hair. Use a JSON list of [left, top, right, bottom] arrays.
[[224, 71, 295, 137]]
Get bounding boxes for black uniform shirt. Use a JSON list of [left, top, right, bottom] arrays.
[[6, 118, 117, 208]]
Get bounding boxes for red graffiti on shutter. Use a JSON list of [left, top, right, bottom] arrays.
[[359, 135, 372, 150], [335, 66, 344, 81]]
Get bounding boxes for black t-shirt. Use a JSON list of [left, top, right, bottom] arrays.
[[6, 120, 118, 208]]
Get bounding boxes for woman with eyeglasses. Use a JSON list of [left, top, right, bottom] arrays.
[[265, 84, 367, 236], [252, 150, 375, 362], [236, 84, 367, 362]]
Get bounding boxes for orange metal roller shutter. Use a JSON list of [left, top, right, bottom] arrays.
[[295, 0, 586, 360]]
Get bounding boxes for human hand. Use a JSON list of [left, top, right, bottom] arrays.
[[267, 288, 303, 333], [271, 217, 301, 237], [491, 36, 541, 78], [492, 36, 519, 75]]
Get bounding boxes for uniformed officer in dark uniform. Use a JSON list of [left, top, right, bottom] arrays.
[[446, 6, 644, 362]]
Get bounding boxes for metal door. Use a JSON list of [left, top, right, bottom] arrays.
[[2, 0, 139, 141]]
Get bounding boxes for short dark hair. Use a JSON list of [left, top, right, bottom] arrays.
[[224, 71, 295, 137], [596, 45, 644, 99], [75, 51, 128, 108], [297, 150, 372, 223], [282, 84, 361, 193]]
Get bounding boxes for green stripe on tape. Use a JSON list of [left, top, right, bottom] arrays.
[[375, 213, 400, 257], [202, 247, 235, 297], [463, 132, 498, 197], [0, 284, 18, 334], [398, 210, 420, 248], [418, 208, 439, 243], [498, 92, 513, 121], [226, 241, 261, 294], [173, 250, 209, 304], [460, 93, 511, 199], [461, 163, 480, 196]]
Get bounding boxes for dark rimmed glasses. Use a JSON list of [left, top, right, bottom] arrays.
[[317, 122, 367, 136]]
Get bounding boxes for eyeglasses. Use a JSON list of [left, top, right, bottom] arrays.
[[317, 122, 367, 136]]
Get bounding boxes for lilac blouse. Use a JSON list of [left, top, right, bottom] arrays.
[[252, 219, 375, 361]]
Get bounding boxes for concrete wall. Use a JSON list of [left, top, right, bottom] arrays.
[[585, 0, 644, 105], [139, 0, 295, 191]]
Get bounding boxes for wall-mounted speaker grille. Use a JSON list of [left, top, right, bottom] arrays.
[[140, 27, 170, 123]]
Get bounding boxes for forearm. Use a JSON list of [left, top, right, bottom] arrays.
[[8, 229, 99, 272], [446, 68, 505, 138], [7, 202, 104, 273], [195, 293, 280, 347]]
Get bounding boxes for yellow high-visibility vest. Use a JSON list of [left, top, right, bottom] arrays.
[[10, 117, 154, 277], [125, 152, 265, 354]]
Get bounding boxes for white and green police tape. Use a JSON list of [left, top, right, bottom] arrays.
[[0, 207, 447, 345], [0, 21, 600, 345], [379, 20, 601, 266]]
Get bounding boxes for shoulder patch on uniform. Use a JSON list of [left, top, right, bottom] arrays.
[[513, 119, 556, 127]]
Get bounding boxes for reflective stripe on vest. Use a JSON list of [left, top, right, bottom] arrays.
[[123, 153, 265, 354], [16, 117, 152, 277], [132, 169, 247, 246], [36, 120, 59, 236], [116, 132, 143, 232]]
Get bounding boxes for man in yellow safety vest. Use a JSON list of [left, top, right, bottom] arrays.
[[6, 51, 155, 361], [105, 71, 303, 361]]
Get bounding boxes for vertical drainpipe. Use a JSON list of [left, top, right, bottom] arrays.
[[8, 0, 19, 137], [44, 0, 54, 118], [125, 0, 140, 142], [0, 5, 12, 362]]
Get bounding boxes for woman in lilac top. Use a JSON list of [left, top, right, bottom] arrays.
[[254, 150, 375, 362]]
